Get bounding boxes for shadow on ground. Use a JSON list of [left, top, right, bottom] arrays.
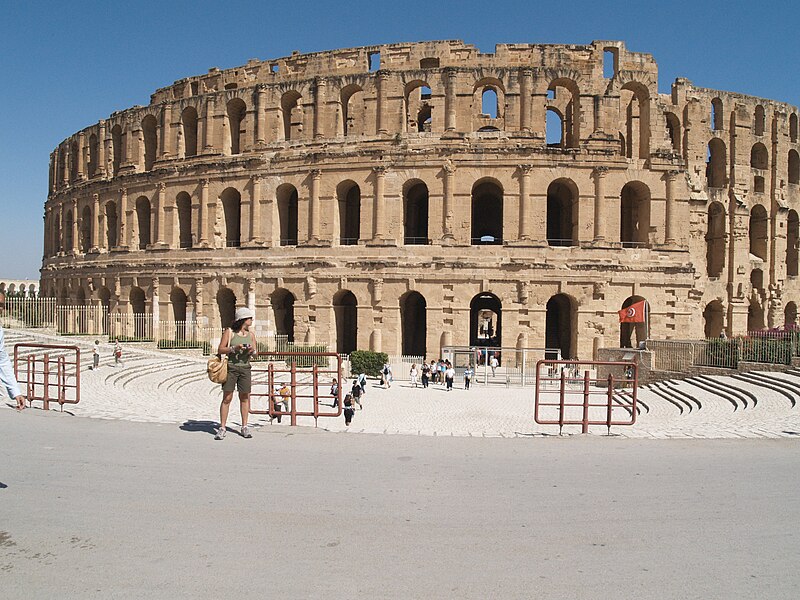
[[180, 420, 218, 435]]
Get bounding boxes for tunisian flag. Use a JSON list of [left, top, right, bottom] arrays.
[[618, 300, 647, 323]]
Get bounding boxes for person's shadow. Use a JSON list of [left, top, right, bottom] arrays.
[[179, 420, 218, 435]]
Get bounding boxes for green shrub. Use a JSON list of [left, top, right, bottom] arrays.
[[157, 339, 206, 350], [252, 343, 330, 367], [349, 350, 388, 377]]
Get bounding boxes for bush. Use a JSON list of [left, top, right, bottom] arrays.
[[349, 350, 388, 377], [252, 343, 330, 367], [157, 339, 206, 350]]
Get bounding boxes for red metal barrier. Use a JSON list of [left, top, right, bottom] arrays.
[[534, 360, 637, 434], [248, 352, 342, 426], [13, 343, 81, 410]]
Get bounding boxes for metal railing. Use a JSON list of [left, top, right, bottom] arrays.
[[14, 343, 81, 410], [647, 332, 797, 371], [546, 238, 576, 247], [403, 237, 429, 245]]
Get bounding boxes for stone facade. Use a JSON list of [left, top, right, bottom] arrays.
[[40, 40, 800, 359]]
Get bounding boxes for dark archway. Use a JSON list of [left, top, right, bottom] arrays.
[[404, 181, 429, 245], [105, 201, 118, 249], [620, 182, 651, 248], [470, 293, 502, 348], [171, 287, 188, 341], [748, 299, 765, 333], [400, 291, 427, 356], [130, 287, 147, 339], [277, 184, 299, 246], [785, 302, 798, 328], [337, 181, 361, 245], [749, 204, 768, 261], [135, 196, 151, 249], [176, 192, 193, 248], [788, 210, 799, 277], [546, 179, 578, 246], [703, 301, 724, 338], [272, 288, 295, 343], [142, 115, 158, 171], [619, 296, 648, 348], [221, 188, 241, 247], [471, 180, 503, 245], [333, 290, 358, 354], [706, 202, 726, 277], [546, 294, 576, 358], [216, 287, 236, 329], [80, 205, 92, 253]]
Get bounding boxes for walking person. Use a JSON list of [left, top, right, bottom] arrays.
[[489, 354, 499, 377], [421, 361, 430, 388], [0, 325, 25, 411], [92, 340, 101, 370], [429, 360, 438, 384], [113, 339, 123, 367], [464, 365, 473, 390], [343, 393, 355, 426], [351, 379, 363, 410], [272, 381, 290, 424], [357, 371, 368, 397], [438, 360, 446, 385], [445, 361, 455, 391], [215, 307, 257, 440], [381, 362, 392, 388], [330, 377, 339, 408], [409, 363, 418, 388]]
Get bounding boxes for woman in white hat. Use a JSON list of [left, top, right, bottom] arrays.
[[215, 306, 258, 440]]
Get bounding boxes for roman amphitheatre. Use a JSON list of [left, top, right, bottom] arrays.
[[38, 39, 800, 360]]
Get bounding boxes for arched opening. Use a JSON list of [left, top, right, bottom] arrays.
[[105, 201, 118, 248], [622, 82, 650, 159], [619, 296, 648, 348], [750, 268, 764, 291], [547, 79, 580, 148], [546, 294, 577, 358], [333, 290, 358, 354], [337, 181, 360, 245], [620, 181, 651, 247], [216, 287, 236, 329], [711, 98, 723, 131], [748, 299, 765, 332], [64, 210, 74, 251], [546, 179, 578, 246], [405, 81, 433, 133], [130, 287, 147, 339], [789, 150, 800, 184], [481, 87, 498, 119], [785, 302, 798, 328], [546, 108, 564, 147], [277, 184, 299, 246], [281, 91, 302, 141], [471, 180, 503, 245], [400, 291, 427, 356], [220, 188, 241, 247], [272, 288, 295, 343], [80, 205, 92, 253], [706, 202, 726, 277], [88, 133, 98, 178], [404, 181, 429, 245], [470, 293, 502, 348], [176, 192, 193, 248], [787, 210, 799, 277], [142, 114, 158, 171], [665, 112, 681, 153], [754, 105, 766, 136], [111, 124, 123, 175], [226, 98, 246, 155], [703, 301, 725, 338], [791, 113, 798, 143], [170, 287, 188, 341], [136, 196, 151, 249], [751, 142, 768, 170], [706, 138, 727, 188], [181, 106, 198, 157], [749, 204, 768, 261], [98, 287, 111, 334], [341, 85, 365, 137]]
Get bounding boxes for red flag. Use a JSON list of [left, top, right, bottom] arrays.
[[618, 300, 647, 323]]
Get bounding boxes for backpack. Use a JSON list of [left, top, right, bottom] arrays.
[[383, 366, 389, 375]]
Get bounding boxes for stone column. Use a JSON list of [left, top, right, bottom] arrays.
[[92, 193, 101, 251], [154, 182, 167, 247], [445, 68, 458, 132], [518, 164, 533, 240], [247, 277, 257, 319], [71, 199, 79, 253], [61, 147, 69, 187], [97, 121, 107, 178], [519, 69, 532, 133], [256, 85, 267, 145], [372, 166, 387, 242], [664, 170, 678, 245], [442, 161, 456, 243], [592, 167, 608, 242], [308, 169, 321, 242], [198, 178, 210, 246], [194, 278, 204, 322], [250, 174, 262, 244], [119, 188, 129, 249], [77, 132, 86, 180], [151, 277, 160, 333], [160, 103, 172, 159], [313, 78, 326, 140], [376, 70, 390, 135], [203, 96, 216, 153]]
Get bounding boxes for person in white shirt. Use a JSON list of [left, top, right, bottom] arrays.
[[0, 326, 25, 410], [409, 364, 418, 387], [445, 362, 456, 391], [489, 354, 499, 377], [92, 340, 101, 370]]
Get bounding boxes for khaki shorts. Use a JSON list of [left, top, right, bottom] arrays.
[[222, 363, 252, 394]]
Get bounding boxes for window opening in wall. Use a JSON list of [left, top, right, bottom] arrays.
[[176, 193, 193, 249], [420, 57, 439, 69], [703, 301, 725, 338], [751, 142, 768, 170], [420, 86, 432, 100], [711, 98, 723, 131], [471, 181, 503, 245], [333, 291, 358, 354], [749, 205, 768, 261], [481, 88, 498, 118], [706, 203, 726, 278], [546, 294, 576, 358], [404, 182, 429, 245], [470, 293, 502, 349], [706, 139, 726, 188], [277, 185, 299, 246], [224, 83, 238, 90], [546, 89, 555, 100], [750, 268, 764, 291], [620, 182, 651, 248], [546, 179, 577, 247], [271, 64, 279, 73], [190, 82, 199, 96], [546, 108, 563, 147], [791, 113, 798, 142], [785, 302, 798, 327], [272, 289, 295, 342], [754, 105, 765, 136], [105, 202, 118, 249], [787, 210, 799, 277], [338, 183, 361, 245], [753, 176, 765, 193], [142, 115, 158, 171], [665, 113, 680, 153], [400, 291, 427, 356], [789, 150, 799, 184], [369, 52, 380, 72], [603, 49, 617, 79]]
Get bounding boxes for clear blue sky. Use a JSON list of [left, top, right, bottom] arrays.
[[2, 0, 798, 279]]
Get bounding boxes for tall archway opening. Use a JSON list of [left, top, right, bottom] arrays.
[[337, 181, 361, 245], [620, 182, 651, 248], [333, 290, 358, 354], [545, 294, 576, 359], [703, 301, 725, 338], [272, 288, 295, 343], [469, 293, 502, 349], [546, 179, 578, 246], [706, 202, 726, 277], [404, 181, 429, 245], [277, 184, 299, 246], [216, 287, 236, 329], [400, 291, 427, 356], [471, 180, 503, 245], [619, 296, 648, 348]]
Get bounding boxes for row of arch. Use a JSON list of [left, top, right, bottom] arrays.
[[706, 139, 800, 189], [703, 299, 800, 338], [710, 97, 798, 142]]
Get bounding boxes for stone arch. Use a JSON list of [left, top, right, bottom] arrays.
[[336, 180, 361, 245], [142, 114, 158, 170], [176, 192, 193, 248], [470, 292, 502, 348], [619, 295, 648, 348], [785, 301, 798, 328], [471, 178, 504, 245], [706, 138, 726, 188], [711, 97, 723, 131], [748, 298, 765, 332], [271, 288, 295, 343], [754, 105, 766, 136], [621, 82, 650, 159], [181, 106, 198, 157], [751, 142, 768, 170], [546, 178, 579, 246], [403, 179, 429, 245], [216, 287, 236, 329], [65, 209, 74, 251], [405, 80, 433, 133], [80, 205, 92, 253], [105, 201, 118, 248], [70, 140, 79, 182], [281, 91, 302, 141], [665, 112, 681, 153], [135, 196, 151, 249], [220, 187, 241, 247], [170, 286, 188, 322], [546, 107, 565, 147], [130, 286, 148, 338], [547, 78, 580, 148], [620, 181, 651, 247], [706, 202, 726, 277], [226, 98, 247, 155], [788, 210, 799, 277], [333, 290, 358, 354], [473, 77, 505, 124], [749, 204, 768, 261], [703, 300, 725, 338], [340, 84, 366, 137], [789, 150, 799, 185], [400, 291, 427, 356], [276, 183, 299, 246], [546, 293, 577, 359]]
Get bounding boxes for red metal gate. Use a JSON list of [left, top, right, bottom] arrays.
[[534, 360, 638, 434], [14, 343, 81, 410], [248, 352, 342, 426]]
